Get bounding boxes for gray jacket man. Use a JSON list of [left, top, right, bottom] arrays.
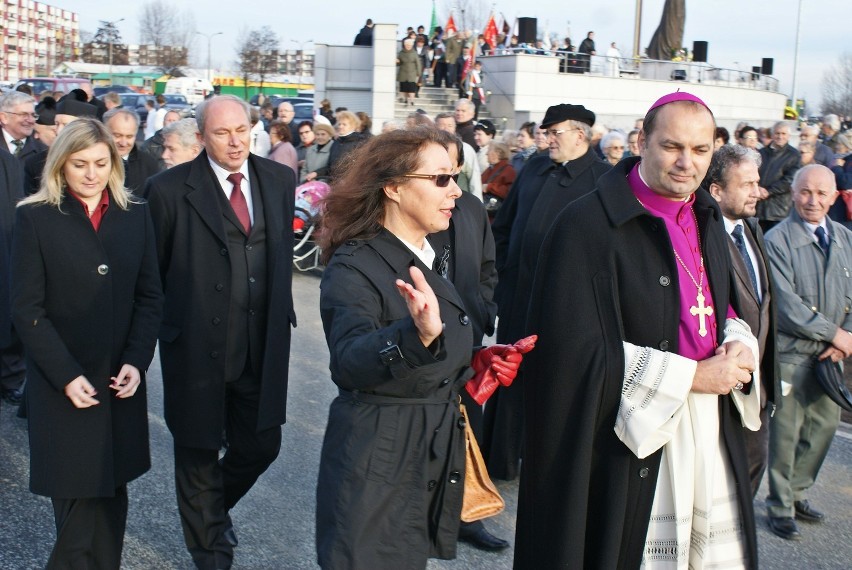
[[764, 164, 852, 541]]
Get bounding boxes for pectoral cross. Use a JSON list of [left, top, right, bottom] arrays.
[[689, 289, 714, 337]]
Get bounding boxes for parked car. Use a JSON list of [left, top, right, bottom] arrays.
[[14, 77, 92, 96], [160, 94, 193, 118], [292, 102, 315, 123], [94, 85, 135, 97], [119, 93, 194, 130]]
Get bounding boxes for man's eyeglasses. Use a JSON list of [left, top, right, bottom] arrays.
[[402, 173, 460, 187], [545, 128, 580, 138], [7, 111, 38, 120]]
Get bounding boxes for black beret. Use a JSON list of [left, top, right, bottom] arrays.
[[56, 97, 97, 118], [36, 96, 56, 126], [540, 103, 595, 128], [474, 119, 496, 136]]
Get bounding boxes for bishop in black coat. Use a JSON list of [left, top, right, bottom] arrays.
[[514, 157, 757, 568]]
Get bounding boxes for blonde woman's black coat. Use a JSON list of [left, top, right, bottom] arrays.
[[11, 196, 162, 498]]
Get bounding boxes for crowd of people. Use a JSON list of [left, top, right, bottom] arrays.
[[1, 73, 852, 570]]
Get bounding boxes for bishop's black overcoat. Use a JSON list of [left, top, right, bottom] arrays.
[[11, 195, 162, 498], [514, 157, 757, 569]]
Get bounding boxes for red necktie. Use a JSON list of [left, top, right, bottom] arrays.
[[226, 173, 251, 233]]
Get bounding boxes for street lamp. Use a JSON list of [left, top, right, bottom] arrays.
[[790, 0, 803, 118], [106, 18, 124, 86], [196, 31, 224, 83], [290, 39, 313, 93]]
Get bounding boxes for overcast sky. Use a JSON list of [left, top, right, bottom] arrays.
[[61, 0, 846, 112]]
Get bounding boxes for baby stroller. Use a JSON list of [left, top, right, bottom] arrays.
[[293, 180, 329, 272]]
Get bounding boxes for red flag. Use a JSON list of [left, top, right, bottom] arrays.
[[445, 14, 457, 36], [483, 13, 499, 52]]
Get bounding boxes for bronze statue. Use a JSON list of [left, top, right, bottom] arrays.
[[647, 0, 685, 60]]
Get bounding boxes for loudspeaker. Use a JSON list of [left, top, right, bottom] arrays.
[[762, 58, 774, 75], [518, 17, 537, 44], [751, 66, 762, 81], [671, 69, 687, 81], [692, 41, 708, 63]]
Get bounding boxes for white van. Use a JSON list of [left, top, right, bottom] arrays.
[[163, 77, 214, 106]]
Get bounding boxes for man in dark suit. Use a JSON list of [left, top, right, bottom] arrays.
[[428, 134, 508, 551], [145, 95, 296, 570], [0, 147, 23, 402], [0, 91, 47, 164], [706, 144, 779, 497], [0, 91, 33, 405], [104, 108, 160, 195]]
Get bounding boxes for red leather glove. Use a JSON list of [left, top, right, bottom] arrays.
[[465, 335, 537, 405]]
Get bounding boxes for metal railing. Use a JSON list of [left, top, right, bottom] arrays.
[[485, 47, 780, 93]]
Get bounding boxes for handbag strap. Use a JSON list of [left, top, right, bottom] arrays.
[[485, 162, 508, 184]]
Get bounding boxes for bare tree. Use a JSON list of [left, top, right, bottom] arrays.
[[138, 0, 195, 75], [821, 52, 852, 118], [234, 26, 280, 97], [441, 0, 489, 33]]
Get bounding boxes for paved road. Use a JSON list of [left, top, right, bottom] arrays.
[[1, 271, 851, 569]]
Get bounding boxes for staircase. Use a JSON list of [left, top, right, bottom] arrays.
[[391, 85, 497, 128]]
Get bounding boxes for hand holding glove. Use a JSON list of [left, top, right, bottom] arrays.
[[465, 335, 537, 405]]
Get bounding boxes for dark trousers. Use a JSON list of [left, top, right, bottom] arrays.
[[174, 371, 282, 570], [47, 485, 128, 570], [0, 337, 26, 392], [433, 61, 448, 87], [743, 404, 771, 497], [446, 63, 458, 87]]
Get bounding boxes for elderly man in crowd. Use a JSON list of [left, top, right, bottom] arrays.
[[756, 121, 801, 233], [486, 103, 609, 482], [515, 92, 759, 568], [821, 114, 842, 152], [799, 124, 834, 167], [454, 98, 478, 151], [104, 108, 160, 196], [0, 91, 45, 164], [276, 101, 300, 146], [161, 118, 202, 169], [764, 164, 852, 541], [435, 112, 482, 200]]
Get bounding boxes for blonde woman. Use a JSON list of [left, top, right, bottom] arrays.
[[11, 118, 162, 569]]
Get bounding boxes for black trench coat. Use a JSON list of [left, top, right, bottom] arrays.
[[11, 195, 162, 498], [316, 229, 474, 569], [514, 158, 757, 569]]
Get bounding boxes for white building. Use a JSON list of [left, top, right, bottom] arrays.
[[0, 0, 79, 82]]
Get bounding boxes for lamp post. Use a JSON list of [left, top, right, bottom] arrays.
[[196, 31, 224, 83], [790, 0, 803, 118], [106, 18, 124, 86], [290, 39, 312, 93]]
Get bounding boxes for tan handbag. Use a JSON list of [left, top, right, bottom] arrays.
[[459, 404, 505, 522]]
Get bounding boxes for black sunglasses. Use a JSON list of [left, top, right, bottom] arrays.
[[402, 173, 460, 187]]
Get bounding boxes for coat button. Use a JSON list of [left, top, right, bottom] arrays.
[[215, 283, 224, 292], [245, 244, 252, 251], [97, 264, 109, 275], [220, 248, 228, 256], [459, 314, 470, 326], [639, 467, 649, 478], [249, 310, 256, 316], [427, 480, 437, 491], [249, 277, 256, 283], [659, 339, 670, 351], [448, 471, 461, 484], [345, 240, 357, 246], [210, 351, 219, 359], [659, 276, 670, 286], [457, 416, 466, 429], [212, 317, 221, 325]]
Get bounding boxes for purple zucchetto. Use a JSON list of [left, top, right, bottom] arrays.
[[647, 91, 710, 114]]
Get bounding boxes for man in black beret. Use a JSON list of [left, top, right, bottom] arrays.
[[23, 97, 98, 195], [482, 103, 610, 481]]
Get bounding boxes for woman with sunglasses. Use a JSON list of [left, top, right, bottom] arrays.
[[315, 127, 523, 568], [10, 118, 162, 568]]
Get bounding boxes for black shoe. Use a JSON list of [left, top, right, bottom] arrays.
[[2, 388, 23, 405], [458, 527, 510, 551], [767, 516, 802, 540], [794, 500, 824, 522]]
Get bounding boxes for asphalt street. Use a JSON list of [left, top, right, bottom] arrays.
[[2, 270, 851, 569]]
